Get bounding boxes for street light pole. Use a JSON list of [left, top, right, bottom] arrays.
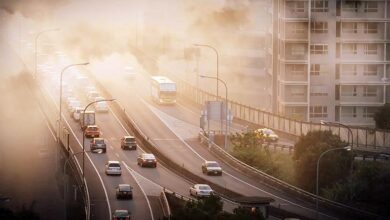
[[200, 75, 228, 149], [316, 146, 351, 220], [82, 99, 116, 179], [320, 120, 354, 175], [59, 62, 89, 141], [34, 28, 60, 79], [193, 44, 219, 98]]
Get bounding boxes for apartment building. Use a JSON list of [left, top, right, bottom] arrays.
[[267, 0, 390, 126]]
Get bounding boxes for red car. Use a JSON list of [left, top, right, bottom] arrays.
[[84, 125, 100, 138]]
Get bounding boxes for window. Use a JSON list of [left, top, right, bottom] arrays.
[[363, 107, 377, 118], [310, 106, 328, 118], [342, 43, 357, 55], [363, 65, 378, 76], [363, 86, 377, 97], [291, 22, 306, 34], [343, 1, 358, 12], [310, 85, 328, 96], [310, 64, 328, 76], [311, 21, 328, 33], [364, 23, 378, 34], [310, 44, 328, 55], [342, 64, 357, 76], [291, 44, 306, 56], [291, 64, 305, 77], [342, 22, 358, 33], [291, 86, 305, 97], [364, 44, 378, 55], [341, 107, 357, 118], [364, 1, 378, 13], [293, 1, 305, 13], [311, 0, 328, 12], [341, 86, 357, 96]]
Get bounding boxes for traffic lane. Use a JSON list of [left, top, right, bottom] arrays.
[[91, 104, 197, 198], [63, 111, 152, 220]]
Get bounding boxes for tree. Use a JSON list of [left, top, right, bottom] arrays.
[[374, 103, 390, 129], [293, 130, 352, 193]]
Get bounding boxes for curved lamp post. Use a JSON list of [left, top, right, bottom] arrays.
[[82, 98, 116, 179], [200, 75, 228, 149], [316, 146, 351, 219], [59, 62, 89, 140], [35, 28, 60, 78], [193, 44, 219, 98]]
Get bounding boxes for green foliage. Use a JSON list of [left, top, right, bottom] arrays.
[[293, 130, 352, 193], [171, 195, 265, 220], [374, 103, 390, 129], [230, 131, 295, 183], [323, 161, 390, 216]]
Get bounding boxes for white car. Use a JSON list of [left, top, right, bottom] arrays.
[[105, 161, 122, 176], [87, 91, 100, 102], [94, 101, 108, 112], [202, 161, 222, 176], [68, 100, 81, 112], [189, 184, 214, 198], [72, 107, 83, 121]]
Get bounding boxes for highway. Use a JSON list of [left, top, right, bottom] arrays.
[[90, 66, 339, 220]]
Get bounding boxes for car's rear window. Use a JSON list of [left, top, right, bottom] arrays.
[[109, 163, 120, 167], [119, 185, 131, 191], [95, 139, 104, 144], [199, 185, 211, 190], [125, 137, 136, 142], [207, 162, 220, 167], [89, 127, 98, 131]]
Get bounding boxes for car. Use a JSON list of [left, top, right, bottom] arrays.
[[112, 209, 130, 220], [202, 161, 222, 176], [116, 184, 133, 200], [255, 128, 279, 143], [137, 153, 157, 167], [124, 66, 137, 79], [90, 138, 107, 153], [66, 96, 77, 106], [68, 100, 81, 112], [87, 91, 100, 102], [84, 125, 100, 138], [72, 107, 83, 121], [121, 136, 137, 150], [189, 184, 214, 198], [94, 101, 109, 112], [105, 161, 122, 175]]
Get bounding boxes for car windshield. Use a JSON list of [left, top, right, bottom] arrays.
[[207, 162, 220, 167], [198, 185, 211, 190], [262, 129, 274, 135], [89, 127, 98, 131], [143, 155, 155, 160]]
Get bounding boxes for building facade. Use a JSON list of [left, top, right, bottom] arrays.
[[267, 0, 390, 126]]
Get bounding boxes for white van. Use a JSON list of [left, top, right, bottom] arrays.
[[94, 101, 108, 112]]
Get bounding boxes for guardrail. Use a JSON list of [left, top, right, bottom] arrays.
[[198, 132, 378, 220], [23, 73, 90, 220], [160, 189, 172, 219], [174, 78, 390, 154]]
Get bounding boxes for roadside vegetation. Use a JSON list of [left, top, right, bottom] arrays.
[[374, 103, 390, 129], [170, 195, 265, 220], [229, 130, 390, 216]]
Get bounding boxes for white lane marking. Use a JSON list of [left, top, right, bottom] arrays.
[[39, 81, 112, 219], [115, 153, 120, 158], [152, 138, 180, 141], [38, 107, 57, 142], [122, 162, 162, 189], [140, 98, 336, 219], [110, 146, 114, 150], [122, 161, 154, 220]]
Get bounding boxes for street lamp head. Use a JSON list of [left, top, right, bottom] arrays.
[[320, 120, 327, 125], [344, 146, 352, 151], [199, 75, 207, 78], [81, 62, 89, 65]]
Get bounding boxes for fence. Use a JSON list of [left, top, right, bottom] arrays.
[[176, 79, 390, 154]]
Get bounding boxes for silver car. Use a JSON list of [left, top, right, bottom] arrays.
[[105, 161, 122, 176], [189, 184, 214, 198]]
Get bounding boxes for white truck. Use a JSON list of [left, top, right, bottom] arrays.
[[151, 76, 177, 104], [80, 110, 96, 130]]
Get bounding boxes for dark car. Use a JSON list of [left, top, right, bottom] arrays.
[[121, 136, 137, 150], [137, 153, 157, 168], [202, 161, 222, 176], [112, 209, 130, 220], [90, 138, 107, 153], [116, 184, 133, 200]]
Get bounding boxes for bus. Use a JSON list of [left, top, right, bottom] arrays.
[[151, 76, 177, 104]]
